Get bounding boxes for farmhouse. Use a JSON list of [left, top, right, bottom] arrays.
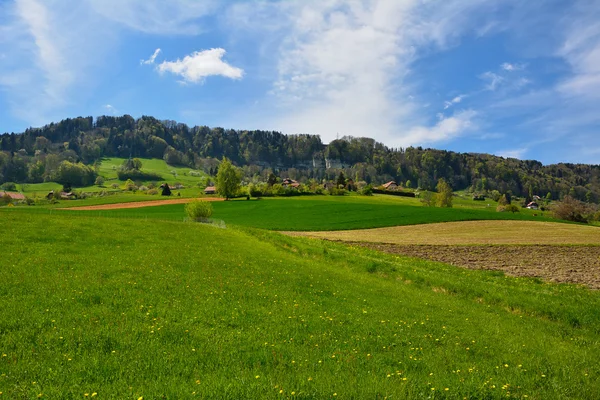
[[204, 186, 216, 195], [0, 191, 25, 200], [281, 178, 298, 187], [46, 191, 76, 200], [382, 181, 398, 190], [526, 201, 539, 210]]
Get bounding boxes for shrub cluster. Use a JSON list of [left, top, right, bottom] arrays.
[[117, 169, 163, 181], [185, 200, 213, 222]]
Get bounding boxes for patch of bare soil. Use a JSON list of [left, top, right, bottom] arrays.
[[355, 243, 600, 289], [63, 197, 224, 211]]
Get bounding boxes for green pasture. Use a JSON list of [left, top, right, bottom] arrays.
[[97, 157, 208, 187], [0, 210, 599, 398], [62, 195, 555, 231], [14, 157, 208, 196]]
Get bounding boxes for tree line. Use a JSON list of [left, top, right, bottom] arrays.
[[0, 115, 598, 203]]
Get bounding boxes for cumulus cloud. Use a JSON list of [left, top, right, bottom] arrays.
[[402, 110, 478, 145], [141, 48, 161, 65], [156, 48, 244, 84], [227, 0, 507, 146]]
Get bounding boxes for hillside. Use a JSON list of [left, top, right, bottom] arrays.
[[1, 115, 599, 202], [1, 209, 600, 398]]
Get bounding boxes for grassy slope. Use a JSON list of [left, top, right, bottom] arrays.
[[1, 210, 599, 398], [61, 195, 556, 231], [17, 157, 208, 196]]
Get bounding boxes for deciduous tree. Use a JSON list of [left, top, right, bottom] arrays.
[[216, 157, 241, 200]]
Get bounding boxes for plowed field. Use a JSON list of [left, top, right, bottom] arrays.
[[286, 220, 600, 288]]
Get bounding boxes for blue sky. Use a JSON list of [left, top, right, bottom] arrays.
[[0, 0, 599, 165]]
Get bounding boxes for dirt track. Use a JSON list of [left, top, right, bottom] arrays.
[[357, 243, 600, 289], [62, 197, 224, 210]]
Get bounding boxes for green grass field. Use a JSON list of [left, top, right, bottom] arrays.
[[16, 157, 208, 196], [1, 210, 599, 398], [60, 195, 556, 231]]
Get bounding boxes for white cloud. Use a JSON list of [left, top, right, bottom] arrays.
[[0, 0, 115, 125], [501, 62, 525, 71], [401, 110, 477, 145], [156, 48, 244, 84], [227, 0, 507, 146], [88, 0, 218, 35], [480, 71, 504, 91], [443, 94, 466, 109], [141, 48, 161, 65], [103, 104, 118, 115], [497, 148, 528, 159], [557, 14, 600, 99]]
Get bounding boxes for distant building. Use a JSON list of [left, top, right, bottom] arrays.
[[0, 191, 25, 200], [382, 181, 398, 190], [526, 201, 539, 210], [204, 186, 216, 195], [282, 178, 299, 188]]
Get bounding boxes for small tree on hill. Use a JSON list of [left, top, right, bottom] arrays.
[[420, 191, 434, 207], [161, 183, 172, 196], [95, 176, 105, 186], [216, 157, 241, 200], [435, 178, 453, 208]]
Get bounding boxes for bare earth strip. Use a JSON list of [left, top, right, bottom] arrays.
[[284, 220, 600, 245], [61, 197, 224, 211], [284, 220, 600, 288], [356, 244, 600, 289]]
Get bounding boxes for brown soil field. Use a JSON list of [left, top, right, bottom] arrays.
[[356, 243, 600, 289], [285, 220, 600, 245], [285, 220, 600, 289], [63, 197, 224, 211]]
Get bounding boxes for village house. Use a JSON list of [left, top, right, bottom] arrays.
[[526, 201, 539, 210], [204, 186, 216, 195], [382, 181, 398, 190], [0, 191, 25, 201]]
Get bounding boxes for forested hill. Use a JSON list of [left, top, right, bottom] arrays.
[[1, 115, 599, 202]]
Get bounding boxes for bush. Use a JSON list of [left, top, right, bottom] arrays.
[[117, 169, 163, 181], [0, 193, 12, 206], [1, 182, 17, 191], [551, 195, 596, 223], [95, 176, 105, 186], [185, 200, 213, 222], [360, 185, 373, 196], [147, 189, 158, 195]]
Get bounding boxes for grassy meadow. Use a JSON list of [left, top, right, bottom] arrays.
[[55, 195, 555, 231], [15, 157, 208, 197], [1, 209, 600, 398]]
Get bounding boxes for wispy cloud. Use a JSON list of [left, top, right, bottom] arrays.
[[88, 0, 218, 35], [501, 62, 525, 71], [0, 0, 115, 125], [141, 48, 161, 65], [497, 148, 528, 159], [444, 94, 466, 109], [156, 48, 244, 84], [103, 104, 118, 115], [480, 71, 505, 91]]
